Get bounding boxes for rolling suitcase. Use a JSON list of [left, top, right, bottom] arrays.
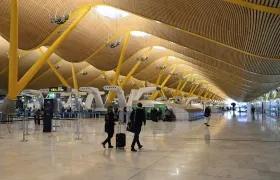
[[116, 123, 126, 149]]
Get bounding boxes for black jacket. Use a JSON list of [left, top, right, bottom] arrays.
[[130, 108, 146, 133], [105, 111, 115, 133]]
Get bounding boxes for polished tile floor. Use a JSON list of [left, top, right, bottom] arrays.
[[1, 112, 280, 180]]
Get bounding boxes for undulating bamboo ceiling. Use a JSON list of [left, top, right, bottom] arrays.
[[1, 0, 280, 101]]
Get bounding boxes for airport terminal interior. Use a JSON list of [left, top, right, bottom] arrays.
[[1, 0, 280, 179]]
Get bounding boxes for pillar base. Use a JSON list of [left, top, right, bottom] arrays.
[[0, 98, 16, 121]]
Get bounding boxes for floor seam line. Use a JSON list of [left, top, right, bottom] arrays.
[[127, 143, 185, 180]]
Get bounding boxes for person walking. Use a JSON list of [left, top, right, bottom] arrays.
[[102, 106, 115, 148], [130, 103, 146, 152], [123, 107, 127, 124], [34, 109, 41, 125], [204, 106, 211, 126]]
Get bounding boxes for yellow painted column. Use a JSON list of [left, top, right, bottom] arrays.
[[16, 7, 91, 95], [203, 91, 210, 99], [151, 65, 178, 100], [161, 89, 166, 97], [188, 84, 199, 97], [107, 32, 131, 103], [173, 79, 183, 97], [71, 64, 78, 90], [120, 47, 152, 87], [7, 0, 19, 100], [38, 48, 70, 87], [101, 71, 113, 85], [47, 59, 70, 87]]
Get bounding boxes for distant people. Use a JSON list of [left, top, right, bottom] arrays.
[[158, 108, 163, 121], [204, 106, 211, 126], [34, 109, 41, 125], [169, 108, 175, 121], [123, 107, 127, 123], [251, 106, 255, 117], [130, 103, 146, 152], [165, 108, 171, 122], [113, 106, 119, 121], [102, 106, 115, 148], [151, 107, 158, 122]]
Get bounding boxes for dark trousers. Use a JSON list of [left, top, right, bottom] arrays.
[[34, 116, 40, 125], [131, 131, 141, 148], [103, 132, 114, 146]]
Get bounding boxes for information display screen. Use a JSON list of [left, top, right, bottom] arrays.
[[49, 87, 68, 92]]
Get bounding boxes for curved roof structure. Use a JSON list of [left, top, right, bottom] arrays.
[[1, 0, 280, 101]]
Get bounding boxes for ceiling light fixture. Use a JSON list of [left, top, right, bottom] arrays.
[[106, 40, 120, 48], [95, 6, 129, 19], [137, 56, 148, 61], [80, 71, 88, 76], [130, 31, 150, 38]]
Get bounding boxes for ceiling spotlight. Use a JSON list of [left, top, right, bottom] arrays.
[[50, 14, 69, 25], [102, 76, 106, 80], [156, 64, 166, 70], [130, 31, 150, 38], [80, 71, 88, 76], [170, 72, 179, 76], [55, 65, 60, 69], [106, 40, 121, 48], [95, 6, 129, 19], [137, 56, 148, 61]]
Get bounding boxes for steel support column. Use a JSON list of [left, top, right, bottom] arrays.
[[38, 48, 70, 87], [7, 0, 19, 100], [47, 59, 70, 87], [101, 71, 113, 85], [71, 64, 78, 90], [120, 47, 152, 87], [14, 7, 91, 98], [151, 65, 178, 100], [107, 32, 130, 103]]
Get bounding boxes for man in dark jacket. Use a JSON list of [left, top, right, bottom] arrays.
[[204, 106, 211, 126], [102, 106, 115, 148], [130, 103, 146, 152]]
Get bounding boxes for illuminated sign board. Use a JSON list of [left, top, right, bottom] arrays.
[[49, 87, 69, 92]]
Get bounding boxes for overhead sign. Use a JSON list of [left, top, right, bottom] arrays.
[[49, 87, 71, 93]]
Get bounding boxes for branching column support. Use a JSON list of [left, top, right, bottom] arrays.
[[101, 71, 113, 85], [174, 70, 187, 97], [7, 6, 91, 99], [188, 83, 200, 97], [71, 64, 78, 90], [107, 32, 131, 103], [150, 65, 178, 100], [209, 94, 215, 100], [150, 57, 169, 99], [38, 48, 70, 87], [198, 88, 205, 97], [203, 90, 210, 99], [161, 90, 166, 97], [132, 78, 142, 89], [120, 47, 152, 87], [173, 79, 183, 98], [47, 59, 70, 87], [177, 75, 193, 97]]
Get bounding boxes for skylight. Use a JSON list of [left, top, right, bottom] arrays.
[[95, 6, 129, 19]]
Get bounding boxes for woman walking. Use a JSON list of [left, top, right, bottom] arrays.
[[102, 106, 115, 148]]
